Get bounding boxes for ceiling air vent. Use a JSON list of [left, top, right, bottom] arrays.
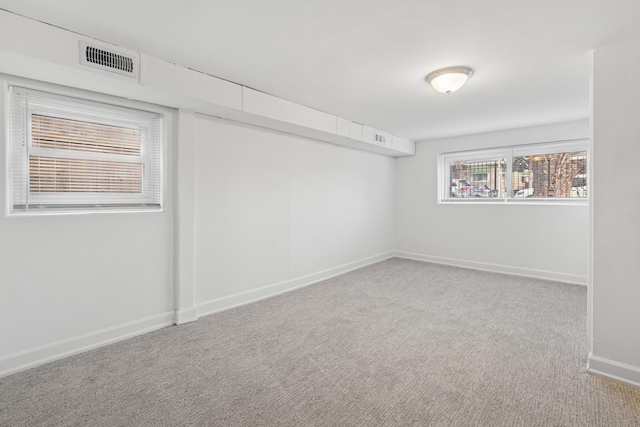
[[79, 41, 140, 80]]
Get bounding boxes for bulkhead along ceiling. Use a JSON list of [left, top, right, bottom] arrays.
[[1, 0, 639, 141]]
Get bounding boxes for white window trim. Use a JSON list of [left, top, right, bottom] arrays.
[[5, 80, 171, 216], [438, 138, 590, 205]]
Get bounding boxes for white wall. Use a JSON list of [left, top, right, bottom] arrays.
[[590, 37, 640, 386], [395, 120, 590, 284], [0, 77, 176, 375], [0, 85, 397, 377], [192, 116, 395, 314], [0, 9, 400, 374], [0, 8, 603, 380], [0, 12, 400, 376]]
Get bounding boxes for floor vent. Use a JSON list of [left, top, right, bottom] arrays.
[[79, 41, 140, 80]]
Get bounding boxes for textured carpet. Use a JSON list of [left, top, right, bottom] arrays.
[[1, 258, 639, 426]]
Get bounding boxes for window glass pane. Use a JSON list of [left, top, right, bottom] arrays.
[[29, 114, 144, 195], [449, 158, 506, 198], [512, 152, 587, 198], [32, 115, 141, 156], [29, 156, 143, 193]]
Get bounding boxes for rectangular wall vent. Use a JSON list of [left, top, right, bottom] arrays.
[[79, 41, 140, 80], [86, 46, 133, 72], [375, 134, 387, 144]]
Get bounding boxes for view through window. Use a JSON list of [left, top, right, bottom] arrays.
[[441, 141, 588, 202], [511, 152, 587, 198]]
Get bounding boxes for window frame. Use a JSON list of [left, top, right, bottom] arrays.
[[6, 83, 168, 216], [438, 139, 589, 204]]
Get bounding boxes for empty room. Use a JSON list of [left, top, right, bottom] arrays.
[[1, 1, 639, 426]]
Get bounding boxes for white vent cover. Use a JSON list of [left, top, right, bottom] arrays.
[[79, 41, 140, 80], [374, 133, 387, 144]]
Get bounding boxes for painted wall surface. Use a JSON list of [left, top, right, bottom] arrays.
[[0, 78, 175, 363], [0, 7, 603, 379], [591, 37, 640, 380], [193, 115, 395, 307], [395, 120, 590, 284]]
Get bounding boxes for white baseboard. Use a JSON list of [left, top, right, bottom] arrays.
[[394, 251, 587, 286], [197, 252, 394, 317], [175, 307, 198, 325], [588, 355, 640, 388], [0, 253, 394, 379], [0, 311, 174, 378]]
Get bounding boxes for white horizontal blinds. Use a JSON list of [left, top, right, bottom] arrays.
[[8, 87, 29, 208], [31, 115, 142, 155], [142, 115, 162, 206], [29, 115, 143, 194], [8, 86, 163, 213], [29, 157, 143, 193]]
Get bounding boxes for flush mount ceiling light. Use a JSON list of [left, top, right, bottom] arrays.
[[425, 66, 474, 94]]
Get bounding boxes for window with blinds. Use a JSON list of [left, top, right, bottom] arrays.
[[8, 86, 163, 214]]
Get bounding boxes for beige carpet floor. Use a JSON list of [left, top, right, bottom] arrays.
[[1, 258, 639, 426]]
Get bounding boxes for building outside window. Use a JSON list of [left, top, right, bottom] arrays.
[[440, 140, 588, 203]]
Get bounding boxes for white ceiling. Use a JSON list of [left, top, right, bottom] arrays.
[[1, 0, 639, 141]]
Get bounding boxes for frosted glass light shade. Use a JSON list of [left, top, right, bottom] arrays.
[[426, 66, 473, 94]]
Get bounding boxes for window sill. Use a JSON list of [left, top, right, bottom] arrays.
[[439, 198, 588, 206], [7, 206, 163, 217]]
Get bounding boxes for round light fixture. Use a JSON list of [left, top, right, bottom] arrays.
[[425, 66, 474, 94]]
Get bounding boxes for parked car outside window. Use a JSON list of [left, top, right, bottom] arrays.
[[472, 185, 498, 197], [451, 179, 472, 197]]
